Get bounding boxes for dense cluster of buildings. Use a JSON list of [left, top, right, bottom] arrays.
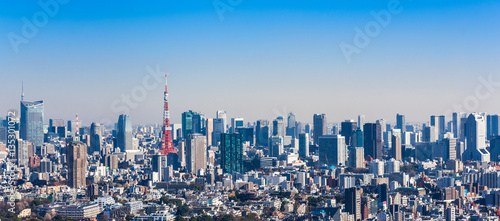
[[3, 97, 500, 221]]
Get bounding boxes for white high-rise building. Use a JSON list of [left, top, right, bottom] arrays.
[[369, 159, 384, 176], [466, 113, 490, 162], [358, 115, 365, 130], [216, 110, 227, 133], [186, 134, 207, 173]]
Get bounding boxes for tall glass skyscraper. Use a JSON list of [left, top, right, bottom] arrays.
[[182, 110, 205, 139], [117, 114, 132, 152], [396, 114, 406, 133], [89, 122, 102, 154], [220, 133, 243, 174], [20, 101, 44, 147]]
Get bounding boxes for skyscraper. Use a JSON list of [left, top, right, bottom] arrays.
[[192, 113, 206, 135], [318, 135, 346, 167], [490, 136, 500, 162], [313, 114, 327, 146], [443, 137, 457, 161], [256, 120, 270, 147], [487, 114, 499, 140], [391, 135, 402, 161], [89, 123, 102, 155], [341, 120, 357, 146], [20, 100, 44, 147], [182, 111, 194, 139], [345, 187, 362, 221], [206, 118, 213, 147], [453, 112, 467, 140], [298, 133, 309, 158], [430, 115, 445, 140], [396, 114, 405, 133], [272, 117, 285, 137], [212, 118, 224, 146], [364, 123, 383, 159], [349, 146, 364, 168], [117, 114, 132, 152], [152, 153, 167, 181], [286, 112, 297, 139], [446, 207, 455, 221], [66, 141, 87, 188], [466, 113, 490, 162], [269, 136, 284, 157], [358, 115, 365, 130], [220, 133, 243, 174], [231, 118, 244, 133], [16, 139, 31, 167], [216, 110, 227, 133], [186, 134, 207, 173]]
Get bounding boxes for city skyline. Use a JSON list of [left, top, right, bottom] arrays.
[[1, 1, 499, 125]]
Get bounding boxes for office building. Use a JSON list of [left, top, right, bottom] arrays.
[[206, 118, 213, 146], [152, 153, 167, 181], [16, 139, 31, 167], [391, 135, 402, 161], [269, 136, 284, 157], [431, 115, 446, 140], [396, 114, 405, 133], [256, 120, 270, 147], [231, 118, 244, 133], [186, 134, 207, 173], [66, 141, 87, 188], [443, 137, 457, 161], [318, 135, 346, 167], [298, 133, 309, 158], [345, 187, 362, 221], [358, 115, 365, 130], [487, 114, 499, 140], [89, 123, 102, 155], [364, 123, 383, 160], [313, 114, 327, 145], [212, 118, 224, 146], [465, 113, 490, 162], [286, 112, 297, 139], [182, 110, 205, 139], [220, 133, 243, 174], [349, 146, 364, 168], [490, 136, 500, 162], [117, 114, 133, 152], [20, 101, 44, 147], [104, 154, 118, 170], [341, 120, 357, 146], [216, 110, 227, 132], [453, 112, 467, 140], [272, 117, 285, 137]]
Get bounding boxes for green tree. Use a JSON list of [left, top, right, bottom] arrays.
[[90, 195, 101, 201], [175, 215, 186, 221], [176, 204, 191, 216]]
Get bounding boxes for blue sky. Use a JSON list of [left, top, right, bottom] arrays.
[[1, 0, 499, 126]]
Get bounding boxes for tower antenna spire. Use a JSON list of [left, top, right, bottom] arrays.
[[160, 71, 175, 155], [21, 81, 24, 101]]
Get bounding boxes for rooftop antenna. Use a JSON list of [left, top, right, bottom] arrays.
[[21, 81, 24, 101]]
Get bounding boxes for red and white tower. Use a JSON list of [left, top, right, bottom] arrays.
[[160, 73, 176, 155]]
